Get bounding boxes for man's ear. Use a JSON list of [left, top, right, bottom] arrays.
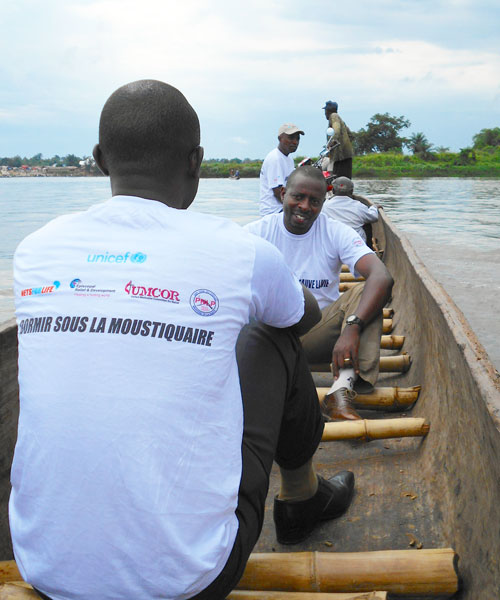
[[92, 144, 109, 176], [280, 185, 286, 201], [188, 146, 204, 178]]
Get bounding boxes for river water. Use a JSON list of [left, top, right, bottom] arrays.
[[1, 176, 499, 369]]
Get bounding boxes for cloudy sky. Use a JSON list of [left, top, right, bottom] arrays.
[[1, 0, 499, 159]]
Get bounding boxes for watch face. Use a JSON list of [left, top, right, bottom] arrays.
[[346, 315, 363, 328]]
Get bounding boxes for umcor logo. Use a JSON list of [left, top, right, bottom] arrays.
[[125, 281, 180, 303]]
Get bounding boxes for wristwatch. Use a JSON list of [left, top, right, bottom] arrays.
[[345, 315, 365, 331]]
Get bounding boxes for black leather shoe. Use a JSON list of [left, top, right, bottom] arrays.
[[273, 471, 355, 545]]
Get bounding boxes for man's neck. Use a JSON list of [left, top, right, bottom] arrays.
[[110, 175, 193, 210]]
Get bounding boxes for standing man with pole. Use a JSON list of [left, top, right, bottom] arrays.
[[323, 101, 354, 179]]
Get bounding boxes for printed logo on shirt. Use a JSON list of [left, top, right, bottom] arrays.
[[125, 281, 180, 303], [86, 251, 147, 264], [353, 239, 364, 247], [70, 278, 116, 298], [190, 289, 219, 316], [299, 278, 330, 290], [21, 281, 60, 297]]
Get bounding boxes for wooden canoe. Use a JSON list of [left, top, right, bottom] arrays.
[[0, 208, 499, 598]]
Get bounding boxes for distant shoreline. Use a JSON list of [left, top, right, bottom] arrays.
[[2, 148, 500, 179]]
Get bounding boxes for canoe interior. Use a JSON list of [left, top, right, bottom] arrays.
[[0, 210, 499, 598], [255, 212, 500, 599]]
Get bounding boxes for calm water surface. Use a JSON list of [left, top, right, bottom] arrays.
[[1, 177, 499, 368]]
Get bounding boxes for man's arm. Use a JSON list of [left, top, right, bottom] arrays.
[[292, 285, 321, 336], [352, 193, 371, 208], [331, 254, 393, 377], [272, 186, 283, 203]]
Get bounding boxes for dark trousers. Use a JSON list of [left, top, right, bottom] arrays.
[[189, 322, 324, 599], [35, 322, 324, 600], [332, 157, 353, 179]]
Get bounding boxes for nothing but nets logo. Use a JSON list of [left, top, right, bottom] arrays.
[[21, 281, 60, 297]]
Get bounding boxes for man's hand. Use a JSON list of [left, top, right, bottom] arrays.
[[331, 324, 361, 379], [331, 253, 393, 379]]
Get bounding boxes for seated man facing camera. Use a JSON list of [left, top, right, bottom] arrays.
[[245, 166, 393, 420]]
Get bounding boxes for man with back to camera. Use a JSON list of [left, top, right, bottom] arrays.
[[245, 166, 394, 421], [10, 80, 355, 600], [259, 123, 304, 216], [323, 176, 380, 243], [323, 101, 354, 179]]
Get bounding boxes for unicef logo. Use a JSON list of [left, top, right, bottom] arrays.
[[190, 289, 219, 317], [70, 278, 81, 288], [131, 252, 147, 264]]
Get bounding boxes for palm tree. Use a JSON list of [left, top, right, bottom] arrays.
[[407, 132, 434, 158]]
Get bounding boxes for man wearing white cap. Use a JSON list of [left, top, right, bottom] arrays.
[[259, 123, 304, 216]]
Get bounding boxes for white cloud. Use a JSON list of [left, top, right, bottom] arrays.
[[0, 0, 499, 156]]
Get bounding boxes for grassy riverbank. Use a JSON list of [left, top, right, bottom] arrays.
[[2, 147, 499, 179], [199, 146, 500, 178]]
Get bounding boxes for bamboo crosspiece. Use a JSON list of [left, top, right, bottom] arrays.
[[317, 386, 421, 411], [339, 273, 365, 283], [382, 319, 392, 334], [321, 418, 430, 442], [310, 354, 411, 374], [380, 335, 404, 350], [0, 582, 38, 599], [229, 592, 387, 599], [379, 353, 411, 372], [0, 562, 21, 584], [237, 550, 459, 596]]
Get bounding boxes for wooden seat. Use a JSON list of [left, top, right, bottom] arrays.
[[0, 549, 460, 598], [317, 386, 421, 412]]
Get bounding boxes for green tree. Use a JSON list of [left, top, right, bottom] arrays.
[[63, 154, 81, 167], [353, 113, 411, 154], [472, 127, 500, 149], [407, 132, 434, 158], [455, 147, 476, 165], [435, 146, 450, 153], [9, 155, 23, 168], [28, 153, 43, 166]]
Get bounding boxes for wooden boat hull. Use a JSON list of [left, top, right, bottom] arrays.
[[0, 209, 499, 598]]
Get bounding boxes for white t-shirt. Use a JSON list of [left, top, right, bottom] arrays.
[[245, 212, 373, 310], [322, 195, 379, 242], [259, 147, 295, 216], [11, 195, 304, 600]]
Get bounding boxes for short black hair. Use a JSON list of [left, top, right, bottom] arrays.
[[287, 165, 327, 192], [98, 79, 200, 175]]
